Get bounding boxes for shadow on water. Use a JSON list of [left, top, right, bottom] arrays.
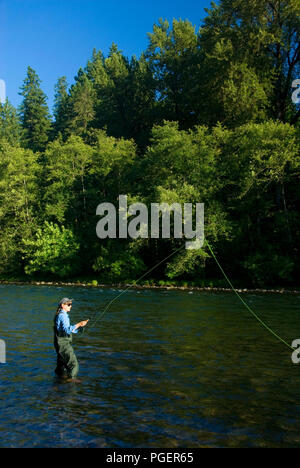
[[0, 284, 300, 447]]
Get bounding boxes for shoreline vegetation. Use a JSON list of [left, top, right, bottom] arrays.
[[0, 278, 299, 295], [1, 2, 300, 288]]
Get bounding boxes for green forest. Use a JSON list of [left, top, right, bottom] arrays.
[[0, 0, 299, 288]]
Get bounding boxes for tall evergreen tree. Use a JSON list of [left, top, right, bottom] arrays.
[[69, 73, 96, 137], [19, 66, 51, 152], [53, 76, 70, 139], [85, 46, 156, 148], [0, 99, 22, 145], [146, 19, 200, 129]]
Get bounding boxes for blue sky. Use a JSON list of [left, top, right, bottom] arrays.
[[0, 0, 214, 113]]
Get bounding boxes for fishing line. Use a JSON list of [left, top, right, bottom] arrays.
[[204, 239, 293, 351], [85, 242, 186, 333], [85, 238, 293, 351]]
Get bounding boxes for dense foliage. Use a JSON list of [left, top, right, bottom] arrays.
[[0, 0, 299, 287]]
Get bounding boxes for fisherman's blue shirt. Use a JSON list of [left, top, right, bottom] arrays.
[[54, 309, 78, 336]]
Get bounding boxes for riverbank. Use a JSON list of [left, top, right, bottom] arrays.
[[0, 279, 299, 295]]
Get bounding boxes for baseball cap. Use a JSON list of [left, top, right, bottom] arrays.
[[58, 297, 74, 306]]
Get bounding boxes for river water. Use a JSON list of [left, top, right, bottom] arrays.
[[0, 284, 299, 448]]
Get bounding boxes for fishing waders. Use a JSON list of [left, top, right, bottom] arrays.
[[54, 332, 79, 379]]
